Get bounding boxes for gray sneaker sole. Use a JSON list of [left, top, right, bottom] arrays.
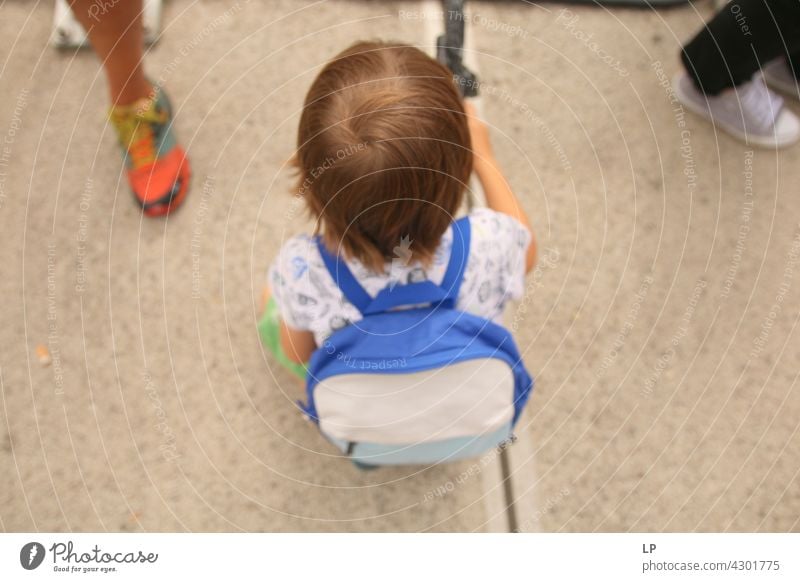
[[674, 75, 798, 149]]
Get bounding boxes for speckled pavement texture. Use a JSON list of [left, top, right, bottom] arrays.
[[1, 0, 798, 532]]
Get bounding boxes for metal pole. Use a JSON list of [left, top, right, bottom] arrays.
[[437, 0, 479, 97]]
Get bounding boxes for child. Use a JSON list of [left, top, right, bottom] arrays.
[[259, 41, 537, 377]]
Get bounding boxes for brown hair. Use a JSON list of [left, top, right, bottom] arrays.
[[294, 41, 472, 272]]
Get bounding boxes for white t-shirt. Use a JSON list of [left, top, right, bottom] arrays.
[[268, 208, 531, 346]]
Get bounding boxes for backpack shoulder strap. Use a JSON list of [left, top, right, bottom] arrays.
[[315, 216, 472, 314], [440, 216, 471, 307], [315, 238, 372, 314]]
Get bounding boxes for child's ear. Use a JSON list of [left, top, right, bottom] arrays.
[[286, 152, 301, 169]]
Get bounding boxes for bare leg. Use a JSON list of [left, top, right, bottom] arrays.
[[261, 286, 272, 314], [66, 0, 190, 216], [67, 0, 152, 106]]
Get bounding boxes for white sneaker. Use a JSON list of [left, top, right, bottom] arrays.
[[762, 57, 800, 101], [673, 72, 800, 148]]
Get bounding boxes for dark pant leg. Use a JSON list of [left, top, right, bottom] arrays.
[[681, 0, 800, 95], [789, 49, 800, 78]]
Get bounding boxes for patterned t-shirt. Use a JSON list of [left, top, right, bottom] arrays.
[[268, 208, 531, 346]]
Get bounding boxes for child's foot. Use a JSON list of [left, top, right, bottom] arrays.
[[673, 72, 800, 148], [763, 57, 800, 101], [109, 86, 190, 217]]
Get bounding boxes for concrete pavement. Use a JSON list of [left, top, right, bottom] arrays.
[[1, 0, 798, 532]]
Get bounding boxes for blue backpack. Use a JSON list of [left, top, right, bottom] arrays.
[[299, 216, 534, 466]]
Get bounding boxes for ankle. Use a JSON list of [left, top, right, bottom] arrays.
[[110, 78, 154, 108]]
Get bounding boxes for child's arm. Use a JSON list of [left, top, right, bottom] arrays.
[[464, 101, 537, 273], [280, 322, 317, 364], [262, 286, 317, 364]]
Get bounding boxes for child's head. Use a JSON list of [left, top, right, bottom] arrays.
[[295, 41, 472, 271]]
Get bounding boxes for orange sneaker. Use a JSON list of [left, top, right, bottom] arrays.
[[109, 86, 190, 216]]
